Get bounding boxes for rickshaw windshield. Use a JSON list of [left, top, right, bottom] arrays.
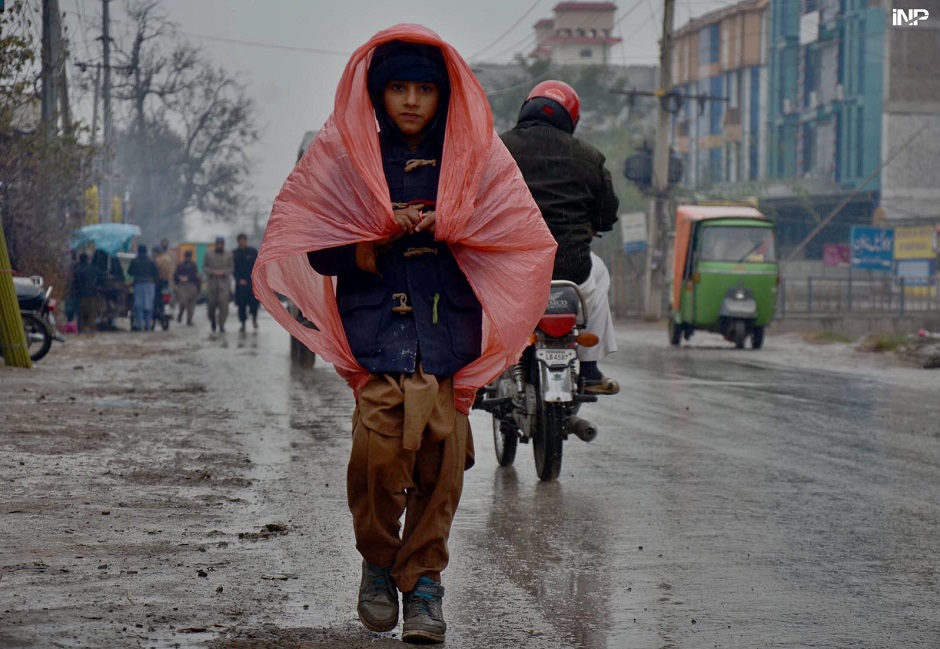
[[699, 226, 776, 263]]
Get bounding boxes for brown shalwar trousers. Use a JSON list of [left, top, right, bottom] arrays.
[[348, 367, 474, 593]]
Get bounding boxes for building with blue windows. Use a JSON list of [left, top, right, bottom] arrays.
[[767, 0, 886, 188], [673, 0, 768, 189], [672, 0, 940, 258]]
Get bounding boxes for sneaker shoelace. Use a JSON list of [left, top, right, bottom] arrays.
[[367, 567, 392, 598], [411, 593, 435, 617]]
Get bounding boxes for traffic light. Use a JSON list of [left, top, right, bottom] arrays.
[[623, 145, 683, 192]]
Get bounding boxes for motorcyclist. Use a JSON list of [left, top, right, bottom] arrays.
[[500, 80, 621, 395]]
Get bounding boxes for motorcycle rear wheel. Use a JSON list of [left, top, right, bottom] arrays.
[[533, 402, 565, 481], [492, 416, 518, 467], [24, 314, 53, 362]]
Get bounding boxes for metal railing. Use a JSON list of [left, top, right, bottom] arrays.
[[779, 276, 940, 316]]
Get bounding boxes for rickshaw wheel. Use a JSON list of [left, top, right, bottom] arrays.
[[733, 320, 747, 349], [751, 326, 765, 349], [668, 319, 682, 346]]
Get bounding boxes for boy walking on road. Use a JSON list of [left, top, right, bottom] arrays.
[[250, 24, 556, 644]]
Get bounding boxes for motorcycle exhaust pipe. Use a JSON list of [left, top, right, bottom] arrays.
[[569, 415, 598, 443]]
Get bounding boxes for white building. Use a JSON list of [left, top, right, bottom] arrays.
[[530, 2, 623, 66]]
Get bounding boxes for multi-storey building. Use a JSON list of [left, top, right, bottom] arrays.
[[878, 0, 940, 222], [673, 0, 939, 257], [767, 0, 886, 190], [529, 2, 623, 66], [672, 0, 769, 189]]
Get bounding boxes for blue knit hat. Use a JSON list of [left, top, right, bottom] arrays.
[[367, 40, 450, 107]]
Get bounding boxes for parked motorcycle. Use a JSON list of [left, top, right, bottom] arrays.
[[12, 276, 65, 362], [475, 280, 599, 481]]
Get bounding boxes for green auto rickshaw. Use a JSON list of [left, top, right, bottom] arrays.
[[668, 205, 778, 349]]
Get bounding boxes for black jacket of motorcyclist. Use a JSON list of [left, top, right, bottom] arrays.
[[500, 84, 618, 285]]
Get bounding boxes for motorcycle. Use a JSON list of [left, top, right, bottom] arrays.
[[151, 280, 171, 331], [475, 280, 600, 481], [12, 276, 65, 362]]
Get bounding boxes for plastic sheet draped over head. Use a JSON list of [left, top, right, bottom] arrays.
[[252, 24, 556, 414]]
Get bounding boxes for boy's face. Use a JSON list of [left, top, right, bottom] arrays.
[[383, 80, 440, 141]]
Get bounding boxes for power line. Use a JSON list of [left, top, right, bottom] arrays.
[[178, 30, 350, 56], [485, 69, 554, 96], [469, 0, 545, 60], [478, 30, 538, 63]]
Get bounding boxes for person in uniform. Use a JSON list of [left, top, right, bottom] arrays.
[[202, 236, 233, 333]]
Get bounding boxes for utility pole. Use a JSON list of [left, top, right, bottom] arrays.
[[91, 63, 101, 144], [644, 0, 676, 319], [40, 0, 59, 128], [101, 0, 113, 221], [54, 0, 71, 131]]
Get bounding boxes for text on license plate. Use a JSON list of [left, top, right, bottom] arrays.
[[536, 349, 576, 365]]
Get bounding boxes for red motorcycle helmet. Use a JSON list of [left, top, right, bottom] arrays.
[[525, 80, 580, 127]]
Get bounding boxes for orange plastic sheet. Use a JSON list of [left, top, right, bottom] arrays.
[[252, 24, 557, 414]]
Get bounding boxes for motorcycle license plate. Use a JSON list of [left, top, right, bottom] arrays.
[[536, 348, 576, 366]]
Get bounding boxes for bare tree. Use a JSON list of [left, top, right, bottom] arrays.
[[110, 1, 260, 242]]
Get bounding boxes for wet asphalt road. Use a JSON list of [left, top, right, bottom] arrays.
[[200, 319, 940, 648]]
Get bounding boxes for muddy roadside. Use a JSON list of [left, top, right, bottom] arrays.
[[0, 325, 400, 649]]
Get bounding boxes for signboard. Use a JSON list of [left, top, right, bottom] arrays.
[[620, 212, 648, 254], [896, 258, 934, 286], [822, 243, 850, 267], [850, 226, 894, 270], [894, 225, 936, 260]]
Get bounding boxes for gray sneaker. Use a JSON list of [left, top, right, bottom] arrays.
[[402, 577, 446, 644], [357, 561, 398, 632]]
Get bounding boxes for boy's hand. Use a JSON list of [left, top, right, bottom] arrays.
[[393, 205, 424, 233], [355, 242, 378, 274], [415, 211, 436, 234]]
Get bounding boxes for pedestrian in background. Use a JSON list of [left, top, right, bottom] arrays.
[[173, 250, 200, 326], [232, 233, 259, 332], [154, 244, 175, 288], [203, 236, 233, 333], [127, 244, 158, 331], [64, 250, 79, 326], [72, 252, 99, 335]]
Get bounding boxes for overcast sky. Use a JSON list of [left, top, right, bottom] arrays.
[[58, 0, 729, 238]]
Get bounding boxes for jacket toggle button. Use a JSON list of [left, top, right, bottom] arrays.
[[392, 292, 414, 314]]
